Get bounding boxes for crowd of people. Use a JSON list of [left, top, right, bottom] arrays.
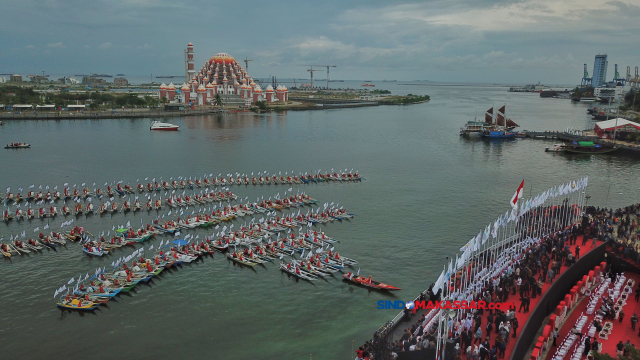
[[358, 201, 640, 360]]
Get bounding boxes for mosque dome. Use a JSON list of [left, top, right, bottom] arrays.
[[209, 53, 236, 65]]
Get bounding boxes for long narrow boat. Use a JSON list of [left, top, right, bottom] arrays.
[[226, 253, 257, 266], [279, 263, 316, 281], [342, 274, 401, 291], [56, 298, 97, 311]]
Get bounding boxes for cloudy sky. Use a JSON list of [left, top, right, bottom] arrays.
[[2, 0, 639, 83]]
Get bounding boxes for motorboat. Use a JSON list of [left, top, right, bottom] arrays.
[[150, 121, 179, 131]]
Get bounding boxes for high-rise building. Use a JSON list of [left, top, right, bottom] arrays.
[[591, 54, 608, 87]]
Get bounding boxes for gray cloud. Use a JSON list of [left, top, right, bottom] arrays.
[[1, 0, 638, 83]]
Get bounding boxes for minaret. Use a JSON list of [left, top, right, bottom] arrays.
[[186, 42, 195, 82]]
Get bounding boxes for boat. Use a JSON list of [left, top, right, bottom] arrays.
[[545, 144, 566, 153], [562, 141, 618, 154], [83, 247, 106, 256], [56, 298, 97, 311], [226, 252, 257, 266], [342, 274, 401, 291], [479, 105, 519, 139], [150, 121, 179, 131], [5, 143, 30, 149], [577, 97, 596, 103], [279, 262, 316, 281]]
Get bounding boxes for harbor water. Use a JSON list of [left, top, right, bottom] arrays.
[[1, 83, 638, 359]]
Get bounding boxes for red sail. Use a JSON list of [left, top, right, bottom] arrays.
[[506, 119, 519, 127], [498, 105, 506, 114], [496, 113, 505, 126], [485, 107, 493, 124]]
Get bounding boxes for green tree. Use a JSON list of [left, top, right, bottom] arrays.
[[255, 101, 268, 110], [213, 93, 223, 106], [115, 96, 128, 107]]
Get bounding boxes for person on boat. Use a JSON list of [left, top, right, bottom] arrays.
[[295, 266, 301, 275]]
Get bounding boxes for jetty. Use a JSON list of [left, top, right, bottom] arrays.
[[520, 130, 640, 156]]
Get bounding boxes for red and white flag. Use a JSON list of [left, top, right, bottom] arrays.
[[510, 180, 524, 208]]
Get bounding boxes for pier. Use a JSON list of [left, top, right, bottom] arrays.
[[516, 130, 640, 156]]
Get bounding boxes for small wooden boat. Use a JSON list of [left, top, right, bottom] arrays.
[[563, 141, 618, 154], [56, 298, 97, 311], [342, 274, 401, 291], [226, 252, 256, 266], [280, 263, 316, 281], [83, 247, 106, 256]]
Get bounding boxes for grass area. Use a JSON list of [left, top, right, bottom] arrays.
[[378, 94, 430, 105]]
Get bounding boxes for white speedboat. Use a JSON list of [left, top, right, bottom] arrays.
[[150, 121, 179, 131]]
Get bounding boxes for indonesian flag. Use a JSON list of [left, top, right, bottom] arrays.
[[510, 180, 524, 208]]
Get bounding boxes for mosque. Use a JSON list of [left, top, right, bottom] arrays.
[[158, 43, 288, 106]]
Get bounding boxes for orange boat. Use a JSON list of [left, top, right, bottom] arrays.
[[342, 274, 401, 291]]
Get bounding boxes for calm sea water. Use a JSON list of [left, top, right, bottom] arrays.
[[1, 82, 638, 359]]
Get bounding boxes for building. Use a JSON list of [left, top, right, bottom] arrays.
[[82, 77, 107, 85], [591, 54, 608, 87], [10, 74, 22, 83], [29, 75, 48, 83], [0, 77, 5, 83], [162, 43, 288, 106], [58, 77, 79, 85], [113, 77, 129, 86]]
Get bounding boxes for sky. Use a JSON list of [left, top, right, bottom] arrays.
[[1, 0, 640, 84]]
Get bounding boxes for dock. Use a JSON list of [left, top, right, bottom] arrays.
[[521, 130, 640, 156], [522, 131, 561, 139]]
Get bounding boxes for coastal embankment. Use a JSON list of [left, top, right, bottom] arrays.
[[0, 108, 220, 120]]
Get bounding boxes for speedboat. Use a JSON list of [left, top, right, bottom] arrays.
[[150, 121, 179, 131]]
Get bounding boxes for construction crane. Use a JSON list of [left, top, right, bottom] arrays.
[[310, 65, 337, 90], [298, 65, 337, 89], [244, 57, 253, 71], [307, 67, 322, 90]]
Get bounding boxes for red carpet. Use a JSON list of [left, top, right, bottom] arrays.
[[545, 272, 640, 359], [547, 272, 640, 360], [455, 235, 602, 360]]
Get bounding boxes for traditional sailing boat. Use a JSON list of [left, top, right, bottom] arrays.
[[480, 105, 519, 139]]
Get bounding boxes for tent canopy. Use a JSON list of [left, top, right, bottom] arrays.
[[172, 239, 188, 246]]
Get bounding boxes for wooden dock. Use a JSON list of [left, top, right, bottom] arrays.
[[522, 131, 561, 139]]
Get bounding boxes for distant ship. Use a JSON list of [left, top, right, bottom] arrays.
[[361, 83, 375, 87], [89, 73, 112, 78], [156, 75, 183, 78], [116, 73, 125, 76], [382, 80, 396, 82], [329, 80, 344, 82]]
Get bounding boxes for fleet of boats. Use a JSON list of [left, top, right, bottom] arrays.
[[1, 169, 398, 313], [48, 204, 377, 311]]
